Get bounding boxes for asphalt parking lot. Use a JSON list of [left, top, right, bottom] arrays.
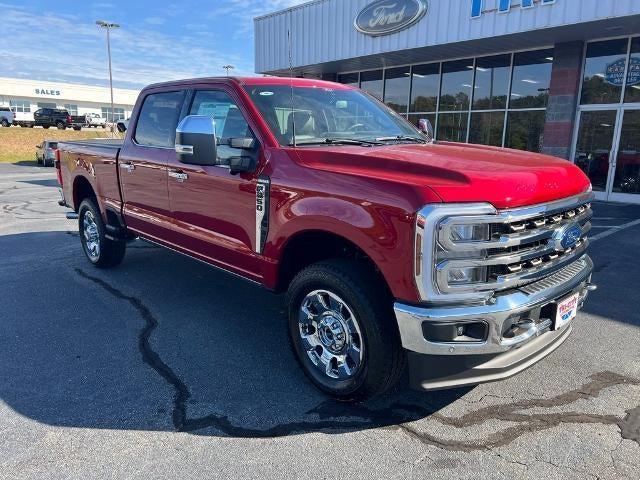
[[1, 162, 639, 479]]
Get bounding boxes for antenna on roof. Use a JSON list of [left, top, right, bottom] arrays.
[[287, 24, 296, 147]]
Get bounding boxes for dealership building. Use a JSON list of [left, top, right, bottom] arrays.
[[255, 0, 640, 203], [0, 77, 138, 122]]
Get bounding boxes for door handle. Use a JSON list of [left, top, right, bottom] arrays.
[[168, 169, 188, 182], [119, 162, 135, 172]]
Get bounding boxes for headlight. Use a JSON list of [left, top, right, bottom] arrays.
[[449, 224, 489, 242], [447, 266, 487, 285]]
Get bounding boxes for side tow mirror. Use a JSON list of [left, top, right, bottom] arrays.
[[418, 118, 434, 142], [228, 155, 254, 175], [175, 115, 218, 166]]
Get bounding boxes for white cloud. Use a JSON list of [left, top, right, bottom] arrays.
[[0, 4, 255, 88], [144, 16, 166, 26]]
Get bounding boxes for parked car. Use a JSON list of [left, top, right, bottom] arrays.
[[86, 113, 107, 128], [0, 106, 14, 127], [69, 114, 88, 130], [13, 111, 35, 128], [35, 140, 58, 166], [33, 108, 76, 130], [56, 77, 595, 401], [116, 117, 129, 132]]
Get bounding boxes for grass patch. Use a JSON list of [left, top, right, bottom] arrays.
[[0, 127, 122, 163]]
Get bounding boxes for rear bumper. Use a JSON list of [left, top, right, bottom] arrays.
[[394, 256, 594, 390]]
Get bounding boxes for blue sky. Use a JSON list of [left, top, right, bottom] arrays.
[[0, 0, 305, 90]]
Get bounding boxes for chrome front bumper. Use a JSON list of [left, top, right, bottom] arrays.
[[394, 255, 594, 390]]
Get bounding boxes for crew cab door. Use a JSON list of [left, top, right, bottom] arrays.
[[166, 87, 264, 281], [118, 89, 186, 240]]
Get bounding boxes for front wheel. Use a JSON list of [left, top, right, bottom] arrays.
[[56, 121, 65, 130], [287, 259, 405, 401], [1, 119, 9, 127], [78, 199, 126, 268]]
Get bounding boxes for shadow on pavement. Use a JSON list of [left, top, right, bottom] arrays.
[[18, 178, 60, 188], [0, 231, 467, 438]]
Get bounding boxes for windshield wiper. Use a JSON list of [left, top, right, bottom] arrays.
[[289, 138, 384, 147], [375, 135, 428, 144]]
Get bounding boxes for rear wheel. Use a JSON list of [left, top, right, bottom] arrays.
[[287, 259, 405, 401], [56, 121, 65, 130], [78, 198, 126, 268]]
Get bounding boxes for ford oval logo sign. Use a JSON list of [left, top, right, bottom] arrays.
[[552, 223, 582, 251], [355, 0, 428, 36]]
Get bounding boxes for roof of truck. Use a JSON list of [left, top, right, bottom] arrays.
[[144, 76, 353, 91]]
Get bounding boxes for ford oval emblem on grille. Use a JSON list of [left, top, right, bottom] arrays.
[[354, 0, 428, 36], [552, 223, 582, 251]]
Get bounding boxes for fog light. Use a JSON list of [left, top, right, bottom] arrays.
[[447, 266, 487, 285], [450, 224, 489, 242]]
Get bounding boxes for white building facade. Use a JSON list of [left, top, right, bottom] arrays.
[[255, 0, 640, 203], [0, 77, 138, 121]]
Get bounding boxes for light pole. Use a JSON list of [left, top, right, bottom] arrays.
[[222, 64, 235, 76], [96, 20, 120, 137]]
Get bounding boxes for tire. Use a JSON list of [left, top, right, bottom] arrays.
[[287, 259, 405, 401], [102, 125, 106, 129], [36, 155, 41, 165], [56, 121, 65, 130], [73, 126, 81, 131], [28, 124, 34, 128], [43, 125, 50, 129], [1, 119, 9, 127], [78, 198, 126, 268]]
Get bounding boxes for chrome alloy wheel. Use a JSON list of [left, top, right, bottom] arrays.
[[82, 210, 100, 259], [298, 289, 364, 380]]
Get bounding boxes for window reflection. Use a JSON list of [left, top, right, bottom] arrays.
[[410, 63, 440, 112], [473, 55, 510, 110], [337, 73, 359, 88], [613, 110, 640, 194], [506, 110, 546, 153], [437, 112, 468, 142], [624, 37, 640, 104], [580, 39, 629, 105], [384, 67, 410, 113], [510, 49, 553, 109], [469, 111, 505, 146], [573, 110, 617, 192], [439, 59, 473, 111], [360, 70, 383, 101]]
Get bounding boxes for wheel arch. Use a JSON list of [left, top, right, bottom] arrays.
[[72, 175, 97, 212]]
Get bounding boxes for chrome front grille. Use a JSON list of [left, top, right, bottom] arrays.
[[414, 191, 595, 304]]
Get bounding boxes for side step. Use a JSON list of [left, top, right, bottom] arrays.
[[65, 212, 79, 220]]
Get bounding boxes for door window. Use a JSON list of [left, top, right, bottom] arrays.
[[573, 110, 617, 192], [189, 90, 254, 160], [612, 110, 640, 194], [134, 91, 185, 148]]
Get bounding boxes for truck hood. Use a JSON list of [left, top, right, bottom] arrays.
[[293, 142, 591, 209]]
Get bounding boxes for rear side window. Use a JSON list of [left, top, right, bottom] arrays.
[[135, 91, 185, 148]]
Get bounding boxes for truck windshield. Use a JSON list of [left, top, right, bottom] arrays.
[[243, 85, 425, 146]]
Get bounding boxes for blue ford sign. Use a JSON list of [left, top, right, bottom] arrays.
[[605, 57, 640, 87], [552, 223, 582, 251], [355, 0, 427, 36], [472, 0, 556, 18]]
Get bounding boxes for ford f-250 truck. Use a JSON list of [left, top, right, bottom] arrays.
[[56, 77, 595, 401]]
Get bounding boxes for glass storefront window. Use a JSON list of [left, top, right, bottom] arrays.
[[9, 100, 30, 113], [337, 73, 359, 87], [384, 66, 410, 113], [469, 111, 505, 147], [407, 113, 436, 132], [439, 59, 473, 112], [510, 49, 553, 109], [613, 110, 640, 194], [473, 55, 511, 110], [506, 110, 546, 152], [580, 39, 629, 105], [409, 63, 440, 112], [437, 112, 468, 142], [624, 37, 640, 104], [573, 110, 617, 192], [360, 70, 383, 101]]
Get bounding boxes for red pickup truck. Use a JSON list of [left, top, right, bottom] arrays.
[[56, 77, 595, 401]]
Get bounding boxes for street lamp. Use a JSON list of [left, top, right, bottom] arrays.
[[222, 64, 235, 76], [96, 20, 120, 137]]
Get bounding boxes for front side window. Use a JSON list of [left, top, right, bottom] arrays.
[[134, 91, 184, 148], [189, 90, 254, 160], [244, 85, 421, 146]]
